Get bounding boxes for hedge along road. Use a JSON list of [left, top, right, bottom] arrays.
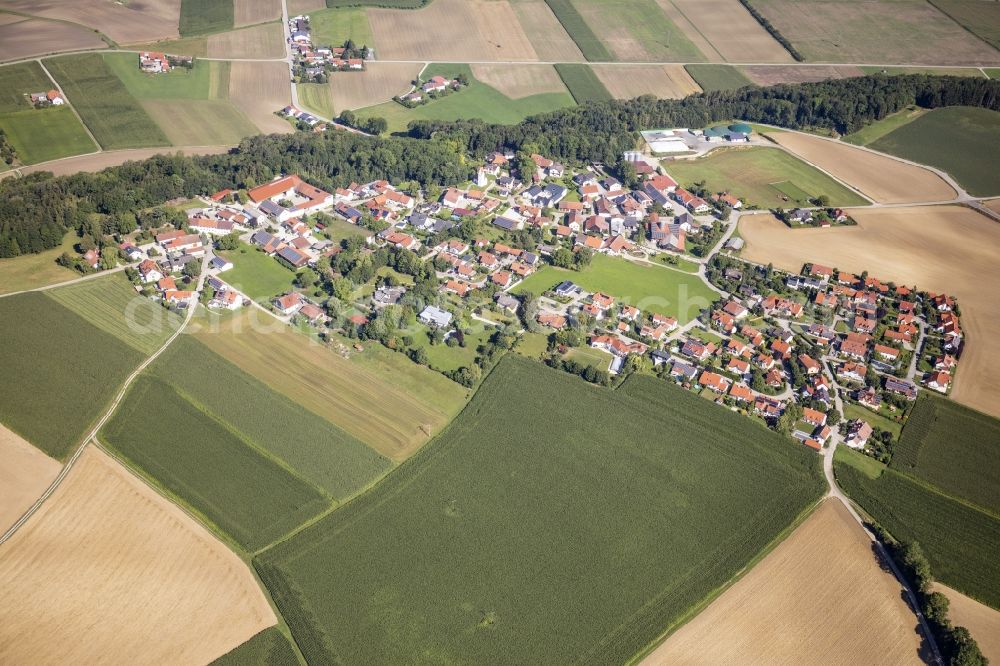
[[0, 253, 210, 547]]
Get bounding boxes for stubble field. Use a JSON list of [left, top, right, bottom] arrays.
[[234, 0, 281, 27], [742, 64, 864, 86], [229, 61, 292, 134], [470, 64, 569, 98], [666, 0, 792, 63], [207, 22, 285, 58], [0, 0, 180, 44], [0, 446, 276, 664], [328, 62, 422, 110], [0, 18, 106, 62], [0, 423, 59, 534], [644, 499, 926, 665], [509, 0, 584, 61], [592, 64, 700, 99]]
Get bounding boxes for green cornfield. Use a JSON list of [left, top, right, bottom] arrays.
[[210, 628, 300, 666]]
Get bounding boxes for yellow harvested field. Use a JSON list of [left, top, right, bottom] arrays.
[[510, 0, 584, 61], [19, 145, 232, 176], [229, 61, 292, 134], [329, 62, 423, 110], [769, 131, 957, 204], [471, 64, 568, 99], [0, 0, 180, 43], [645, 499, 926, 665], [743, 64, 864, 86], [234, 0, 281, 27], [0, 424, 60, 534], [0, 446, 276, 664], [369, 0, 539, 62], [936, 583, 1000, 664], [592, 64, 700, 99], [142, 99, 260, 146], [653, 0, 722, 62], [984, 199, 1000, 214], [207, 23, 285, 59], [0, 19, 106, 62], [0, 13, 27, 26], [663, 0, 791, 62], [739, 206, 1000, 418]]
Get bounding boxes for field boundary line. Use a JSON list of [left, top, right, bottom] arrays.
[[658, 0, 724, 63]]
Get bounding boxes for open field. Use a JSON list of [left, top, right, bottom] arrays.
[[514, 254, 719, 323], [891, 394, 1000, 514], [738, 205, 1000, 420], [936, 583, 1000, 664], [510, 0, 584, 62], [666, 146, 868, 207], [0, 423, 60, 533], [0, 446, 276, 664], [207, 22, 285, 58], [44, 272, 183, 355], [768, 131, 957, 203], [255, 356, 824, 664], [213, 627, 300, 665], [684, 63, 752, 92], [666, 0, 792, 63], [297, 82, 334, 118], [102, 374, 331, 552], [326, 61, 422, 111], [592, 64, 700, 99], [835, 447, 1000, 610], [861, 65, 987, 78], [843, 105, 928, 146], [0, 0, 180, 44], [288, 0, 325, 12], [741, 64, 864, 86], [869, 106, 1000, 197], [471, 64, 568, 99], [0, 107, 96, 164], [192, 311, 469, 459], [123, 35, 209, 57], [0, 61, 52, 112], [19, 144, 232, 176], [144, 99, 260, 145], [103, 52, 215, 99], [229, 61, 292, 134], [750, 0, 1000, 66], [219, 243, 297, 301], [644, 499, 925, 664], [44, 54, 169, 150], [308, 7, 373, 47], [542, 0, 613, 61], [926, 0, 1000, 51], [572, 0, 704, 62], [0, 232, 76, 294], [235, 0, 282, 27], [0, 293, 143, 458], [554, 63, 612, 102], [179, 0, 234, 36], [0, 18, 106, 62], [370, 0, 538, 61]]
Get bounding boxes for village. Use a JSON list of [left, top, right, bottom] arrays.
[[287, 13, 371, 83]]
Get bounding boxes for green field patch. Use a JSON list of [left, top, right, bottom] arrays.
[[925, 1, 1000, 51], [514, 254, 718, 324], [45, 272, 183, 355], [566, 343, 612, 370], [0, 232, 77, 294], [308, 7, 374, 47], [255, 356, 823, 664], [891, 394, 1000, 514], [543, 0, 613, 61], [142, 98, 259, 145], [0, 292, 144, 458], [297, 82, 335, 119], [684, 64, 753, 93], [179, 0, 235, 37], [835, 458, 1000, 610], [150, 336, 392, 499], [43, 54, 169, 150], [126, 36, 210, 58], [664, 146, 868, 208], [409, 326, 490, 373], [211, 627, 300, 666], [0, 107, 97, 165], [834, 445, 886, 480], [219, 242, 298, 302], [515, 331, 550, 359], [768, 179, 814, 204], [869, 106, 1000, 197], [842, 105, 928, 146], [103, 53, 213, 100], [986, 68, 1000, 80], [0, 62, 54, 112], [570, 0, 704, 62], [553, 63, 611, 103], [102, 373, 330, 552]]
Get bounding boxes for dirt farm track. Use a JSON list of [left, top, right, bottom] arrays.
[[0, 424, 59, 534], [0, 446, 276, 665]]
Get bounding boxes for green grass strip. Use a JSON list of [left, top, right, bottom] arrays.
[[544, 0, 613, 61], [554, 63, 612, 103]]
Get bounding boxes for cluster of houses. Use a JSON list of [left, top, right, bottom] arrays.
[[288, 14, 368, 81], [138, 51, 192, 74], [398, 75, 464, 105], [280, 105, 326, 128], [28, 90, 64, 107], [430, 238, 539, 298]]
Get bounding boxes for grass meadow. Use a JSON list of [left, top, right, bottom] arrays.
[[842, 105, 927, 146], [0, 107, 96, 165], [0, 62, 55, 112], [514, 254, 718, 324], [925, 0, 1000, 50], [0, 232, 77, 294], [554, 63, 612, 103], [43, 54, 169, 150], [685, 64, 753, 92], [308, 7, 374, 47], [219, 242, 298, 302], [543, 0, 613, 61], [211, 628, 300, 666], [179, 0, 235, 37], [255, 356, 824, 664], [0, 293, 143, 458]]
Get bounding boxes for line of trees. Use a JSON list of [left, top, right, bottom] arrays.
[[737, 0, 803, 61]]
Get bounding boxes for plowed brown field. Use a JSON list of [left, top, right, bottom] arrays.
[[592, 64, 700, 99], [0, 424, 60, 534], [644, 499, 926, 665], [1, 0, 180, 43], [0, 446, 276, 664], [234, 0, 281, 27], [471, 64, 568, 99], [329, 62, 422, 110], [739, 206, 1000, 419], [0, 19, 106, 62], [207, 22, 285, 59], [229, 61, 292, 134]]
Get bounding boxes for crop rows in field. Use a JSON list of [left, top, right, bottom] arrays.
[[543, 0, 613, 61], [255, 355, 824, 664], [554, 63, 612, 103], [684, 64, 753, 93], [179, 0, 235, 37], [210, 627, 300, 666]]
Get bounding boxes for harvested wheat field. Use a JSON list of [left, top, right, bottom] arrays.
[[369, 0, 538, 62], [665, 0, 791, 63], [1, 0, 180, 44], [329, 62, 422, 110], [984, 199, 1000, 214], [769, 131, 957, 203], [743, 64, 864, 86], [935, 583, 1000, 663], [207, 22, 285, 59], [0, 19, 106, 62], [471, 64, 568, 99], [510, 0, 583, 61], [234, 0, 281, 27], [20, 145, 232, 176], [229, 61, 292, 134], [0, 424, 60, 534], [644, 499, 926, 665], [593, 64, 700, 99], [0, 446, 276, 664], [740, 206, 1000, 418]]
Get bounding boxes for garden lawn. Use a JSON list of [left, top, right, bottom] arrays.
[[219, 242, 298, 302], [664, 146, 869, 208], [842, 401, 903, 440], [514, 254, 718, 324], [0, 107, 96, 164], [255, 356, 824, 665], [684, 64, 753, 92]]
